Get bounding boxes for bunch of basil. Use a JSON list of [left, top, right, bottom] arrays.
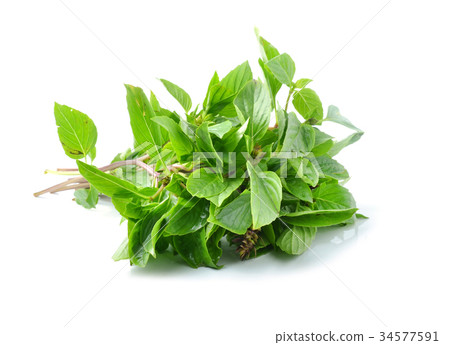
[[41, 33, 365, 268]]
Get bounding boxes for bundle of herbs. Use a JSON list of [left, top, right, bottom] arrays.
[[35, 32, 365, 268]]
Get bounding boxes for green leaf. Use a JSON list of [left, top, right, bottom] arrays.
[[255, 30, 280, 62], [151, 116, 193, 160], [313, 183, 356, 210], [276, 225, 316, 255], [328, 132, 364, 157], [280, 113, 315, 153], [124, 84, 163, 148], [213, 190, 252, 234], [258, 59, 282, 109], [208, 121, 233, 138], [281, 177, 313, 203], [172, 228, 217, 268], [247, 162, 282, 229], [234, 80, 271, 144], [206, 176, 244, 206], [203, 71, 220, 109], [311, 128, 334, 157], [313, 155, 349, 180], [221, 119, 249, 152], [324, 105, 362, 132], [207, 227, 225, 266], [288, 158, 319, 187], [160, 79, 192, 112], [299, 159, 319, 187], [206, 61, 252, 114], [283, 208, 358, 227], [164, 198, 209, 236], [74, 186, 99, 209], [294, 78, 313, 89], [128, 197, 173, 266], [112, 237, 129, 261], [186, 168, 227, 198], [292, 88, 323, 122], [195, 123, 223, 166], [77, 161, 150, 199], [266, 53, 296, 86], [54, 103, 97, 159]]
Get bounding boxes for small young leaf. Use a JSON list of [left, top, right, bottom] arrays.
[[294, 78, 313, 89]]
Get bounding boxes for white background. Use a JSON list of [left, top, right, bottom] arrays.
[[1, 1, 449, 344]]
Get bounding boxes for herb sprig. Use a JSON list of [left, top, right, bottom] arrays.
[[35, 32, 365, 268]]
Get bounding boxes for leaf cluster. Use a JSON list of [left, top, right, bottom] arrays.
[[46, 32, 365, 268]]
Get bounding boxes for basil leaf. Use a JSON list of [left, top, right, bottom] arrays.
[[164, 198, 209, 236], [128, 197, 173, 266], [234, 80, 271, 144], [172, 228, 217, 268], [208, 121, 233, 138], [125, 84, 163, 148], [214, 190, 252, 234], [206, 61, 252, 115], [77, 161, 151, 199], [151, 117, 193, 160], [313, 183, 356, 210], [292, 88, 323, 122], [283, 208, 358, 227], [247, 162, 282, 229], [186, 168, 227, 198], [311, 128, 334, 157], [314, 155, 349, 180], [255, 31, 280, 62], [280, 113, 315, 154], [276, 225, 317, 255], [112, 237, 129, 261], [328, 132, 364, 157], [160, 79, 192, 112], [281, 177, 313, 203], [266, 53, 296, 86], [324, 105, 361, 131], [74, 186, 99, 209], [54, 103, 97, 159], [206, 176, 244, 206], [195, 123, 223, 166], [294, 78, 313, 89]]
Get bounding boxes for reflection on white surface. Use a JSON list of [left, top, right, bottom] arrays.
[[130, 219, 370, 278]]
